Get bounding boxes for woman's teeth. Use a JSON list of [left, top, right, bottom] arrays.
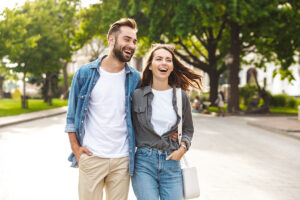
[[159, 68, 168, 72]]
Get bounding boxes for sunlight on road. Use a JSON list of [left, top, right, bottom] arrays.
[[1, 114, 299, 200]]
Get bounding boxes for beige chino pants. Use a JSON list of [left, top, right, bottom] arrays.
[[78, 154, 130, 200]]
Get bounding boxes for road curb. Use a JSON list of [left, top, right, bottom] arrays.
[[0, 107, 67, 128], [248, 121, 300, 141]]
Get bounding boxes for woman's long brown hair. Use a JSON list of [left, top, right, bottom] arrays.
[[141, 44, 203, 91]]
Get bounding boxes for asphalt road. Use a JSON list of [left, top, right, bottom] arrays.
[[0, 114, 299, 200]]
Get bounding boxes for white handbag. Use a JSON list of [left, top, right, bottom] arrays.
[[176, 88, 200, 199]]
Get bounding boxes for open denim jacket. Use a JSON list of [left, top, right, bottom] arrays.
[[64, 55, 140, 176]]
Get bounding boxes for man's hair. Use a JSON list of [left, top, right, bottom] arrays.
[[107, 18, 137, 40]]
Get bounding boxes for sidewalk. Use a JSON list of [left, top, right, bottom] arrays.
[[246, 116, 300, 140], [0, 106, 67, 128]]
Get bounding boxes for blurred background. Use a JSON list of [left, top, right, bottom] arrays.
[[0, 1, 300, 200], [0, 0, 299, 115]]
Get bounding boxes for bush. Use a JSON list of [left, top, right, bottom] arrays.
[[287, 97, 297, 108], [239, 84, 258, 106], [270, 94, 297, 108]]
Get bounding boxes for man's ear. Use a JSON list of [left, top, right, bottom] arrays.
[[108, 35, 115, 45]]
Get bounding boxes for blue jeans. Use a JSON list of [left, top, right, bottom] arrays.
[[132, 147, 183, 200]]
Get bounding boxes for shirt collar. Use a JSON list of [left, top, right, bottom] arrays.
[[143, 85, 177, 96], [143, 85, 152, 96]]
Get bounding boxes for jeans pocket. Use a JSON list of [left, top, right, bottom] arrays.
[[167, 159, 182, 173]]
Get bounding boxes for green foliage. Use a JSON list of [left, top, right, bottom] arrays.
[[270, 107, 298, 115], [12, 88, 22, 99], [0, 98, 68, 117], [239, 84, 258, 106], [59, 73, 74, 88], [270, 94, 298, 108], [0, 0, 79, 106]]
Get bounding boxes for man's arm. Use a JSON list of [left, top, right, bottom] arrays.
[[68, 132, 92, 162]]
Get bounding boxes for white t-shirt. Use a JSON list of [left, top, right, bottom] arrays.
[[151, 88, 177, 136], [83, 67, 128, 158]]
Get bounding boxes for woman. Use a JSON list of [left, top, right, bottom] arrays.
[[131, 44, 202, 200]]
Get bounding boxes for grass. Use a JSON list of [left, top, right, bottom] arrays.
[[0, 98, 68, 117], [269, 107, 299, 115]]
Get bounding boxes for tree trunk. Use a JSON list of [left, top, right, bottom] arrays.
[[208, 71, 219, 105], [227, 21, 240, 113], [253, 70, 270, 113], [62, 62, 69, 100], [22, 72, 28, 109], [46, 72, 52, 106], [0, 76, 4, 98], [134, 57, 143, 72]]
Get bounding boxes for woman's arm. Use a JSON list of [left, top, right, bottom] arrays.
[[180, 91, 194, 150]]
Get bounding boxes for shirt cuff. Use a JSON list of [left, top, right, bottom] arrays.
[[65, 124, 76, 133], [181, 135, 192, 150]]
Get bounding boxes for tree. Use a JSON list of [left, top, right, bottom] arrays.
[[72, 1, 300, 113], [76, 0, 230, 103], [56, 0, 80, 100], [1, 6, 40, 108], [1, 0, 80, 107], [223, 0, 300, 112]]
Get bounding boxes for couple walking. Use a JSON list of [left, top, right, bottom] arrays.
[[65, 18, 202, 200]]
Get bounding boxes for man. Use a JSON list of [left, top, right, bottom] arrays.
[[65, 18, 140, 200]]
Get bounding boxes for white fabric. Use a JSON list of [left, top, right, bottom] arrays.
[[83, 67, 129, 158], [151, 88, 177, 136], [218, 93, 225, 107], [176, 88, 183, 144]]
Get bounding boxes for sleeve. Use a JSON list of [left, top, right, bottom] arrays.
[[64, 70, 80, 133], [181, 91, 194, 150]]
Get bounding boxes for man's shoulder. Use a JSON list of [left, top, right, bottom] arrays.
[[77, 59, 99, 73]]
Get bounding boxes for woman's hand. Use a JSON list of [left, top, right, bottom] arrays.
[[170, 132, 178, 142], [166, 146, 186, 161]]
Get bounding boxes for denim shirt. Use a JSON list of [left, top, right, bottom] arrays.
[[132, 86, 194, 152], [65, 55, 141, 176]]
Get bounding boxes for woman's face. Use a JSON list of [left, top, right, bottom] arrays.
[[149, 48, 174, 81]]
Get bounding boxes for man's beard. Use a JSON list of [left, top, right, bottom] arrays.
[[113, 41, 133, 62]]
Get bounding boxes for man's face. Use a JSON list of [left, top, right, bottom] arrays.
[[112, 26, 137, 62]]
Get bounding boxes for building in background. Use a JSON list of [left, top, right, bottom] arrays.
[[239, 54, 300, 97]]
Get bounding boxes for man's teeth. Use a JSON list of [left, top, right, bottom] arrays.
[[124, 50, 131, 55]]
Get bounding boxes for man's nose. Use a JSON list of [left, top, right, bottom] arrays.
[[129, 41, 136, 49]]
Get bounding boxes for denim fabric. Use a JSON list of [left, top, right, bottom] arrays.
[[64, 55, 141, 176], [132, 147, 183, 200]]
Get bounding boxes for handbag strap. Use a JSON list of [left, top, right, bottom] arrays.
[[176, 88, 189, 167], [176, 88, 183, 144]]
